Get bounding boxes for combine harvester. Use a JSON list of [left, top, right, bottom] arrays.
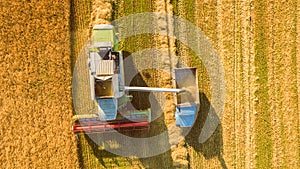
[[72, 24, 200, 136]]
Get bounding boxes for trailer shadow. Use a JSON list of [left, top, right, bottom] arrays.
[[185, 92, 228, 169]]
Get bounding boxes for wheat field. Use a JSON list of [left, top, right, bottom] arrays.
[[1, 0, 299, 168], [0, 1, 78, 168]]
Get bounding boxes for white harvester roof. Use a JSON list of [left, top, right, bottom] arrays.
[[93, 24, 114, 30], [96, 60, 115, 76]]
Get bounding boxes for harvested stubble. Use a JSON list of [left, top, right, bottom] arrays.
[[173, 0, 300, 168], [78, 0, 300, 168]]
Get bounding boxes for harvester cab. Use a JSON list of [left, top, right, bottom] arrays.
[[72, 24, 200, 136]]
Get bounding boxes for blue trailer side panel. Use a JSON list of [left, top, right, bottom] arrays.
[[175, 104, 197, 127]]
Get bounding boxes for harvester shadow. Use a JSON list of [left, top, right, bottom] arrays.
[[185, 92, 228, 169], [82, 134, 136, 168], [80, 51, 174, 168]]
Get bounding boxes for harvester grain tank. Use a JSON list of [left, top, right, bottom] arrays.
[[72, 24, 200, 135]]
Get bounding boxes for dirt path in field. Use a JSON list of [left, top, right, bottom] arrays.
[[237, 1, 256, 168], [248, 1, 256, 168], [152, 0, 190, 168], [175, 0, 220, 168]]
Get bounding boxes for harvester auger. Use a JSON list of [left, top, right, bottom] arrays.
[[72, 24, 200, 136]]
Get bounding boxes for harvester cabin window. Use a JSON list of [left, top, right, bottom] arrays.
[[98, 47, 111, 60]]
